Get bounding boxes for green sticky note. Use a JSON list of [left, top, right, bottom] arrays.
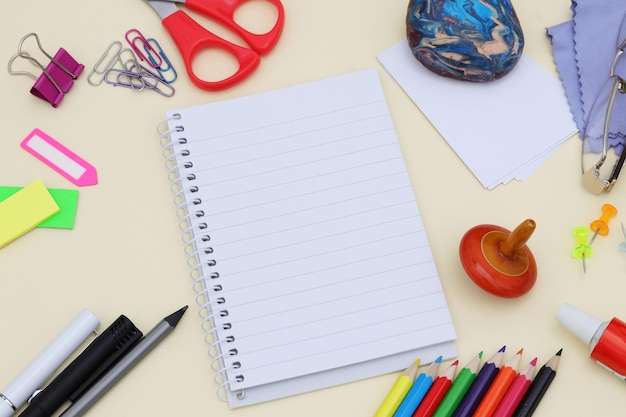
[[0, 185, 78, 229]]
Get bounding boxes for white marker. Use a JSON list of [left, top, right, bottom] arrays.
[[0, 309, 100, 417]]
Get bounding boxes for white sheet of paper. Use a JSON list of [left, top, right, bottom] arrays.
[[377, 40, 578, 189]]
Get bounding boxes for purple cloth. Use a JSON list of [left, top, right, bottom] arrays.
[[547, 1, 626, 154], [546, 21, 584, 133]]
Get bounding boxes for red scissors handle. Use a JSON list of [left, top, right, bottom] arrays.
[[162, 10, 261, 91], [185, 0, 285, 55]]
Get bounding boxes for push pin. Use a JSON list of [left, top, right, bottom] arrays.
[[7, 33, 84, 107], [572, 226, 593, 274], [589, 203, 617, 245]]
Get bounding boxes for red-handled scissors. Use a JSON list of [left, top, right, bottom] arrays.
[[144, 0, 284, 91]]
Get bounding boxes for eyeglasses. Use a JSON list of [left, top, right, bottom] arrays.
[[582, 16, 626, 193]]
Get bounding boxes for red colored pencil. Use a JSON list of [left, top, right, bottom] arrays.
[[472, 348, 523, 417], [492, 357, 538, 417], [412, 360, 458, 417]]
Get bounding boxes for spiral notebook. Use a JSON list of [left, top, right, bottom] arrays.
[[159, 69, 457, 408]]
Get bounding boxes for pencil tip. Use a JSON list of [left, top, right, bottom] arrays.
[[164, 305, 188, 327], [435, 356, 443, 363], [452, 360, 459, 365], [556, 348, 563, 356], [499, 345, 506, 352], [516, 348, 524, 354], [478, 351, 484, 358], [530, 357, 538, 366]]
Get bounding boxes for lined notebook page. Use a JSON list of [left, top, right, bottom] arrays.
[[165, 69, 456, 397]]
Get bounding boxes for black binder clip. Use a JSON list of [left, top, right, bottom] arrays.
[[7, 33, 84, 107]]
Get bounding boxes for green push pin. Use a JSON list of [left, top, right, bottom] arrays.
[[572, 226, 593, 274]]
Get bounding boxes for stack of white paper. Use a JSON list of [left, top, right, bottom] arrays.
[[378, 41, 578, 189]]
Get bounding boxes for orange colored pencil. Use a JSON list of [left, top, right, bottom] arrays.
[[492, 357, 537, 417], [472, 349, 523, 417]]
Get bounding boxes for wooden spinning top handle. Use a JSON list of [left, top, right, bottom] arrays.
[[499, 219, 536, 259]]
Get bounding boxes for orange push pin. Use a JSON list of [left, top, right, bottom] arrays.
[[589, 203, 617, 245], [572, 226, 593, 274], [459, 219, 537, 298]]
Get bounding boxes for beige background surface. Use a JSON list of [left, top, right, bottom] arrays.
[[1, 0, 624, 416]]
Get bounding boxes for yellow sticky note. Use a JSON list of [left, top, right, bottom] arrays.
[[0, 179, 60, 248]]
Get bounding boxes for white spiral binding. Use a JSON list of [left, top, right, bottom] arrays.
[[157, 114, 244, 403]]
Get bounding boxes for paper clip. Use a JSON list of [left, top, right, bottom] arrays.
[[87, 41, 122, 86], [114, 48, 146, 90], [145, 38, 177, 83], [125, 29, 162, 69], [103, 51, 145, 91], [7, 33, 84, 107], [93, 38, 175, 97], [103, 51, 175, 97], [124, 60, 176, 97], [104, 68, 146, 92], [137, 64, 176, 97]]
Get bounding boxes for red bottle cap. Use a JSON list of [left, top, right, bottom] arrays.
[[591, 317, 626, 378]]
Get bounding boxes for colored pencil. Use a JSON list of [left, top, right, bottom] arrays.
[[451, 346, 506, 417], [431, 352, 483, 417], [492, 357, 538, 417], [412, 360, 459, 417], [473, 348, 524, 417], [393, 357, 442, 417], [511, 349, 562, 417], [374, 359, 421, 417]]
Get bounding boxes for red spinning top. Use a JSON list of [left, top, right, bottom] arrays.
[[459, 219, 537, 298]]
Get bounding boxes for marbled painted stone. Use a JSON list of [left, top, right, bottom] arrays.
[[406, 0, 524, 82]]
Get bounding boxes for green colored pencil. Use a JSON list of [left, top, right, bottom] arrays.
[[432, 352, 483, 417]]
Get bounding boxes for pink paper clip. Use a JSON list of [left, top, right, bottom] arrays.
[[8, 33, 84, 107], [125, 28, 162, 69]]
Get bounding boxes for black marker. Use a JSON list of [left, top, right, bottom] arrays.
[[18, 315, 142, 417], [59, 306, 188, 417]]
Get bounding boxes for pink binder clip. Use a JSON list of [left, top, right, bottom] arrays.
[[8, 33, 84, 107]]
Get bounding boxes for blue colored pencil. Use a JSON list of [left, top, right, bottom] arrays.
[[393, 356, 442, 417]]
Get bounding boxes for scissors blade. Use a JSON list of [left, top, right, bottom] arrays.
[[145, 0, 179, 20]]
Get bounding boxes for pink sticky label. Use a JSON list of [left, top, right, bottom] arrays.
[[21, 128, 98, 186]]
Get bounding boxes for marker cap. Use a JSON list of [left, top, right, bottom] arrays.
[[556, 303, 603, 345]]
